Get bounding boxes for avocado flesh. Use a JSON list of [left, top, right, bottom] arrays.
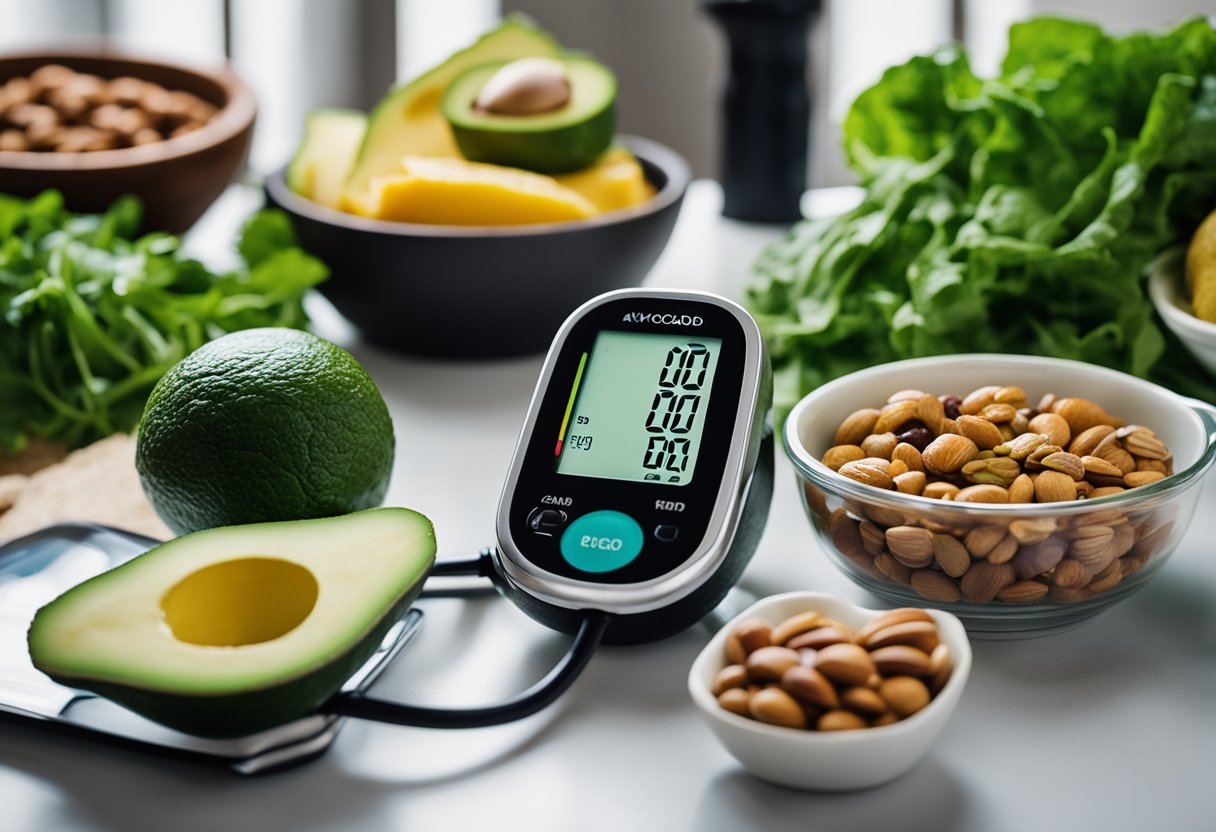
[[287, 109, 367, 209], [442, 57, 616, 174], [27, 508, 435, 738], [343, 15, 560, 204]]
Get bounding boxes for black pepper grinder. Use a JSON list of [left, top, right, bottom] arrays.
[[702, 0, 821, 223]]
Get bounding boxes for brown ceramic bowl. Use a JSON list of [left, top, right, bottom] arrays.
[[0, 48, 255, 232]]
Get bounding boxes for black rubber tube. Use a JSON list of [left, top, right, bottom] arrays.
[[325, 610, 610, 729]]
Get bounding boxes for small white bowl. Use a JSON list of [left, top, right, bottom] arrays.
[[688, 591, 972, 791], [1149, 247, 1216, 379]]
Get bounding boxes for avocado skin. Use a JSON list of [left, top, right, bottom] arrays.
[[39, 569, 429, 739], [448, 101, 615, 175]]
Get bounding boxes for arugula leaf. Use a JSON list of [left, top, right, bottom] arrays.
[[0, 193, 327, 451], [749, 16, 1216, 421]]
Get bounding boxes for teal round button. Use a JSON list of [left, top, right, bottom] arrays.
[[560, 510, 644, 573]]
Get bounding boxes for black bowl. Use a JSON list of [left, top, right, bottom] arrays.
[[265, 135, 690, 357]]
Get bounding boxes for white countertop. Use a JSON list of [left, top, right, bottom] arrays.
[[2, 181, 1214, 832]]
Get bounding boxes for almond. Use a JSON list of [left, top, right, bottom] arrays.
[[1068, 424, 1116, 457], [979, 402, 1018, 423], [1081, 455, 1123, 479], [956, 415, 1004, 450], [960, 561, 1016, 602], [997, 580, 1049, 603], [750, 687, 807, 729], [954, 484, 1011, 503], [717, 687, 751, 717], [855, 608, 933, 643], [964, 525, 1007, 557], [787, 625, 854, 650], [1053, 397, 1109, 434], [887, 389, 928, 404], [1008, 473, 1035, 503], [1069, 525, 1116, 571], [1041, 451, 1085, 481], [985, 534, 1019, 564], [879, 676, 931, 717], [822, 444, 866, 471], [834, 408, 880, 446], [712, 664, 749, 695], [916, 394, 946, 433], [781, 665, 839, 709], [1087, 560, 1124, 593], [921, 433, 979, 474], [870, 645, 933, 677], [885, 525, 935, 568], [860, 432, 898, 460], [745, 646, 801, 681], [1121, 428, 1169, 460], [1034, 470, 1077, 502], [1050, 558, 1091, 589], [893, 470, 928, 495], [929, 644, 952, 694], [770, 611, 826, 645], [838, 459, 893, 489], [858, 520, 887, 555], [960, 385, 1000, 415], [993, 385, 1028, 407], [910, 569, 962, 602], [1008, 517, 1057, 544], [814, 643, 876, 687], [733, 618, 773, 654], [863, 620, 940, 653], [1124, 470, 1165, 488], [996, 431, 1048, 460], [933, 533, 972, 577], [818, 709, 868, 731], [892, 442, 925, 472], [874, 399, 919, 435], [840, 686, 888, 716], [1028, 412, 1071, 447], [875, 552, 914, 584], [922, 482, 960, 500], [1012, 537, 1067, 579]]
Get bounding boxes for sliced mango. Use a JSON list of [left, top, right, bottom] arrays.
[[556, 147, 655, 213], [348, 155, 597, 225]]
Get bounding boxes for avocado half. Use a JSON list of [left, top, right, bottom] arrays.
[[27, 508, 435, 738], [442, 56, 617, 174]]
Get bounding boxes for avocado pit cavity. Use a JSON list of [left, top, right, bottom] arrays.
[[160, 557, 319, 647]]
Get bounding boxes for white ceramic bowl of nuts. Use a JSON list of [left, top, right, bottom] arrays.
[[785, 354, 1216, 637], [688, 592, 971, 791]]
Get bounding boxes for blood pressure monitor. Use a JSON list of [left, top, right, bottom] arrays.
[[493, 289, 773, 643]]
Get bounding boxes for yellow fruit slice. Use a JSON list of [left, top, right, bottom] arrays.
[[1186, 209, 1216, 323], [556, 147, 656, 213], [348, 156, 598, 225]]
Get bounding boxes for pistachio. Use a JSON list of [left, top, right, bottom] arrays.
[[995, 431, 1048, 460], [834, 408, 881, 446], [921, 433, 979, 474], [956, 415, 1005, 450], [961, 456, 1021, 486], [910, 569, 963, 602], [822, 444, 866, 471], [1024, 443, 1063, 471], [1034, 470, 1078, 503], [475, 57, 572, 115], [1041, 451, 1085, 481]]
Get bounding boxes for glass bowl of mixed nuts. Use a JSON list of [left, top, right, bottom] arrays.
[[784, 355, 1216, 636]]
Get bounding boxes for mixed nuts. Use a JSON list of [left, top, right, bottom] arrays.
[[808, 386, 1180, 605], [0, 64, 218, 153], [823, 386, 1173, 503], [713, 607, 951, 731]]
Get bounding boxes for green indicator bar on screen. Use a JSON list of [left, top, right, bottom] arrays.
[[555, 352, 589, 457]]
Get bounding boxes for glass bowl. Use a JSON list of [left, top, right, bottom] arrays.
[[784, 355, 1216, 637]]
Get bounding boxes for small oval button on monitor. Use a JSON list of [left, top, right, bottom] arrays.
[[560, 511, 644, 573]]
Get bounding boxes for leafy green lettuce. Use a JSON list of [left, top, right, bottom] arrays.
[[0, 192, 327, 450], [748, 17, 1216, 419]]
